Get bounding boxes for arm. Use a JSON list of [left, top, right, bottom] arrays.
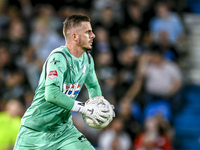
[[167, 63, 182, 96], [44, 53, 109, 124], [124, 72, 144, 100], [123, 54, 149, 101], [168, 80, 181, 96], [44, 52, 75, 110], [85, 55, 102, 98], [45, 84, 74, 110]]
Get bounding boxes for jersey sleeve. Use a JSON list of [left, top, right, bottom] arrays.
[[44, 52, 74, 110], [85, 55, 102, 98], [45, 53, 67, 89]]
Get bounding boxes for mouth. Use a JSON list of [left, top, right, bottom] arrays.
[[89, 41, 93, 45]]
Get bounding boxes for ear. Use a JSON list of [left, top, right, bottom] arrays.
[[71, 33, 78, 42]]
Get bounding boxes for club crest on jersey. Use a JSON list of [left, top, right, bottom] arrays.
[[48, 70, 58, 79], [63, 83, 81, 98], [82, 65, 86, 73]]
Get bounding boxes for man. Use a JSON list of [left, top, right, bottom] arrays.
[[149, 2, 184, 45], [14, 15, 114, 150], [124, 45, 182, 120]]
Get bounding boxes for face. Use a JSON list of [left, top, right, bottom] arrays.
[[156, 4, 168, 18], [77, 22, 95, 51], [150, 53, 163, 65]]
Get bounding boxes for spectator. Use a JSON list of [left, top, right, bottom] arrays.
[[1, 19, 28, 67], [34, 4, 61, 31], [18, 0, 33, 19], [115, 45, 141, 101], [143, 47, 182, 101], [94, 49, 117, 104], [0, 0, 9, 40], [149, 2, 185, 45], [142, 32, 180, 62], [91, 0, 123, 22], [118, 99, 142, 142], [93, 6, 122, 40], [98, 116, 132, 150], [123, 2, 146, 31], [29, 17, 64, 62], [115, 26, 142, 58], [0, 99, 24, 150], [133, 114, 173, 150], [2, 69, 29, 103], [20, 46, 42, 91], [93, 27, 111, 55], [125, 46, 182, 119], [156, 41, 180, 62], [0, 43, 18, 100]]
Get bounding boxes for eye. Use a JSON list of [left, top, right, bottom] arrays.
[[86, 30, 93, 34]]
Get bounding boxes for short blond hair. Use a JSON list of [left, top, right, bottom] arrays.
[[63, 15, 90, 39]]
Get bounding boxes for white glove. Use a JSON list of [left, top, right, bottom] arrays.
[[89, 96, 115, 118], [87, 96, 115, 126], [71, 98, 110, 126]]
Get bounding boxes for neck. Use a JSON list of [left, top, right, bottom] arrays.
[[66, 44, 85, 58]]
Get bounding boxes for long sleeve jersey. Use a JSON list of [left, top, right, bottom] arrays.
[[21, 46, 102, 131]]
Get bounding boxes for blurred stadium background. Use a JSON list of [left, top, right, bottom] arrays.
[[0, 0, 200, 149]]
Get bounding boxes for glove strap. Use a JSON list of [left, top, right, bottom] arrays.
[[71, 101, 85, 114]]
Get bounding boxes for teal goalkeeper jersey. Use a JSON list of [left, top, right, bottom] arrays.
[[21, 46, 102, 131]]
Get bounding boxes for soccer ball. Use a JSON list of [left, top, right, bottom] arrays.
[[82, 101, 113, 129]]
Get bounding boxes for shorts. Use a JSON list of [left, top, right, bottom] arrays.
[[13, 123, 95, 150]]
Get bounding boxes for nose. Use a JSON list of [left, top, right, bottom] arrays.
[[91, 32, 95, 39]]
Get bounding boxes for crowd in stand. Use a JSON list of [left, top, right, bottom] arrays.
[[0, 0, 193, 149]]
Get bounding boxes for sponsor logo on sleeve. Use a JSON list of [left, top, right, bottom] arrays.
[[48, 70, 58, 79]]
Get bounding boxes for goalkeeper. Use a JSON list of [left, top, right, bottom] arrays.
[[14, 15, 114, 150]]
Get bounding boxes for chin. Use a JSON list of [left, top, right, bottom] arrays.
[[83, 48, 91, 52], [85, 46, 92, 50]]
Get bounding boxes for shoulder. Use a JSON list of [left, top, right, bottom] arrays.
[[164, 60, 180, 71], [170, 12, 181, 20], [49, 47, 68, 59], [84, 51, 94, 65], [165, 59, 178, 67], [85, 51, 93, 58], [47, 47, 68, 66], [150, 17, 160, 25]]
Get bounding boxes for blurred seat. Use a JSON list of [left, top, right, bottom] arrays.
[[173, 84, 200, 150], [143, 101, 172, 121]]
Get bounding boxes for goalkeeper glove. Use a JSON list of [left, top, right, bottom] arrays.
[[71, 98, 110, 126], [88, 96, 115, 118]]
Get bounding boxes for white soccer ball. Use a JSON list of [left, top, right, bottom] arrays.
[[82, 100, 114, 129]]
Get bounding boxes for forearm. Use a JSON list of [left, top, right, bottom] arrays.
[[84, 55, 102, 98], [85, 82, 102, 98], [45, 84, 74, 110], [124, 72, 144, 100], [126, 78, 143, 99], [168, 80, 182, 96], [124, 54, 147, 100]]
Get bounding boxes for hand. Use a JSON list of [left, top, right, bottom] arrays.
[[83, 99, 110, 126], [88, 96, 115, 118], [71, 97, 111, 126], [87, 96, 115, 127]]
